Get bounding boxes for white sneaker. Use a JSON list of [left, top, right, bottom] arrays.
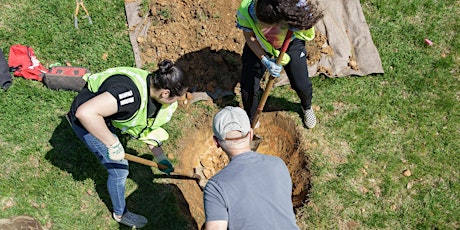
[[301, 107, 317, 129], [113, 211, 148, 228]]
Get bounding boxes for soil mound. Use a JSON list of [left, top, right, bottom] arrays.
[[136, 0, 328, 95]]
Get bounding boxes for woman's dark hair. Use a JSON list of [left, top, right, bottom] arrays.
[[150, 59, 188, 97], [256, 0, 323, 30], [256, 0, 281, 24]]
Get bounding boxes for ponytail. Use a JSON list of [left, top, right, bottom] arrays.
[[150, 59, 188, 97]]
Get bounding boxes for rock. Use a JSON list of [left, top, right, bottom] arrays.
[[403, 169, 411, 177]]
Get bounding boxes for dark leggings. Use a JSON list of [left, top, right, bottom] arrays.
[[240, 38, 313, 121]]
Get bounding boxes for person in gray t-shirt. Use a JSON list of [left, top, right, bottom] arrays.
[[203, 106, 299, 230]]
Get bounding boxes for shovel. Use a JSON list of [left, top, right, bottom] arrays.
[[124, 153, 208, 190], [250, 30, 293, 151]]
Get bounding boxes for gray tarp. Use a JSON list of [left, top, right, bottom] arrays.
[[309, 0, 384, 78]]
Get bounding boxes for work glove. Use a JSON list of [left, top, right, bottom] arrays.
[[138, 128, 169, 147], [261, 55, 282, 77], [155, 154, 174, 174], [106, 137, 125, 161]]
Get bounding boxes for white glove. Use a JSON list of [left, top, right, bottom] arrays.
[[138, 128, 169, 147], [106, 138, 125, 161], [261, 55, 282, 77]]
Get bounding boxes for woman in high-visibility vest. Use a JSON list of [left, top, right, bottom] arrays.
[[67, 59, 188, 228], [237, 0, 323, 129]]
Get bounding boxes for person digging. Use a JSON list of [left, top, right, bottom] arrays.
[[203, 106, 299, 230], [237, 0, 324, 129], [66, 60, 188, 228]]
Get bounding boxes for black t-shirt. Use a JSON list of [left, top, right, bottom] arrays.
[[68, 74, 153, 128]]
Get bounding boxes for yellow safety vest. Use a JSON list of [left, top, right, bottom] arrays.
[[83, 67, 177, 145], [236, 0, 315, 65]]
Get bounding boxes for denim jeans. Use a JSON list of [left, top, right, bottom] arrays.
[[71, 124, 129, 216]]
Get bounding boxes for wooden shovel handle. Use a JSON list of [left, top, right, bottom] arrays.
[[252, 30, 293, 129], [125, 153, 163, 168], [125, 153, 190, 176]]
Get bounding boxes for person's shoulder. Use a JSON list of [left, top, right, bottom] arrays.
[[237, 0, 255, 20], [256, 151, 278, 159], [103, 75, 138, 88], [257, 152, 286, 164], [105, 74, 133, 82], [238, 0, 253, 9], [100, 75, 139, 94], [206, 161, 243, 184]]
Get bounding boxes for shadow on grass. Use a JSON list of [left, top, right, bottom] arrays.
[[263, 95, 303, 116], [45, 116, 198, 229]]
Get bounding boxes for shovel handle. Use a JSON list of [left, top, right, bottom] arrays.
[[125, 153, 163, 169], [124, 153, 190, 176], [251, 30, 293, 129]]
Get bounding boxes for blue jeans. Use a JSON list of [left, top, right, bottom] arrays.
[[72, 124, 129, 216]]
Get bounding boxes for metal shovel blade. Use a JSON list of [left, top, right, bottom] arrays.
[[74, 16, 78, 29], [250, 134, 263, 151]]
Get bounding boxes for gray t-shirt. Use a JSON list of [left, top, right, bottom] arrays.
[[203, 151, 299, 230]]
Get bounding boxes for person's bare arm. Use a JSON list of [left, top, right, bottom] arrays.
[[75, 92, 119, 146], [243, 31, 266, 60], [204, 220, 228, 230]]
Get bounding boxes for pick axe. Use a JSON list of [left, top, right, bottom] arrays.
[[124, 153, 208, 190], [250, 30, 293, 151]]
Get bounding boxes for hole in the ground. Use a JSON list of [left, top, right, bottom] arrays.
[[171, 111, 311, 228]]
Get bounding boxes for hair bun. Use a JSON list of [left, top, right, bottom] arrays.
[[158, 59, 174, 74]]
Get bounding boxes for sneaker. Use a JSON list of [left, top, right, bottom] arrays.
[[301, 107, 317, 129], [113, 211, 148, 228]]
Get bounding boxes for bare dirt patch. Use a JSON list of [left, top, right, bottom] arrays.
[[171, 110, 312, 228], [137, 0, 331, 96]]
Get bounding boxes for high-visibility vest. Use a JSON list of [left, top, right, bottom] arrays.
[[236, 0, 315, 65], [83, 67, 177, 144]]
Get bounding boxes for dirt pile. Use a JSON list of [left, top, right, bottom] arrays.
[[136, 0, 330, 95]]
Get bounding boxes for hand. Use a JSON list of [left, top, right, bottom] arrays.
[[261, 55, 282, 77], [139, 128, 169, 147], [156, 154, 174, 174], [106, 138, 125, 161]]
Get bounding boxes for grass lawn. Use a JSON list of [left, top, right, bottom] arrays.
[[1, 0, 459, 229]]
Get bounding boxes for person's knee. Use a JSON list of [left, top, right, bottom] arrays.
[[106, 164, 129, 181]]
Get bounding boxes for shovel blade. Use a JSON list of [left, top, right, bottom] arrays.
[[194, 166, 209, 190], [74, 16, 79, 29], [250, 134, 263, 151]]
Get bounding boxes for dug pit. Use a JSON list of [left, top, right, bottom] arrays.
[[171, 111, 312, 228]]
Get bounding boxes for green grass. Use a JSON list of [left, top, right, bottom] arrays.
[[0, 0, 134, 71], [1, 0, 459, 229]]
